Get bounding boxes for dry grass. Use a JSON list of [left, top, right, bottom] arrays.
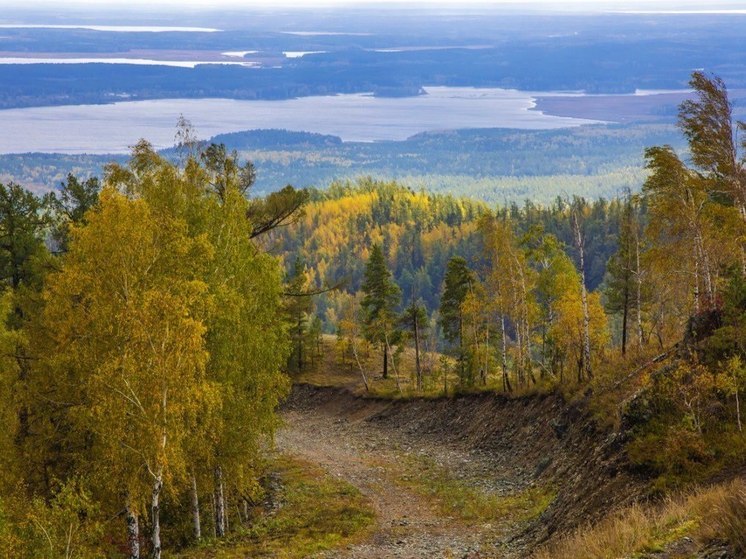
[[533, 479, 746, 559], [697, 479, 746, 555]]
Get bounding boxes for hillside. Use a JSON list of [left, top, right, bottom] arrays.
[[0, 123, 679, 202]]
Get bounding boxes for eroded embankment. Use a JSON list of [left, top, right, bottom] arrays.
[[281, 384, 647, 556]]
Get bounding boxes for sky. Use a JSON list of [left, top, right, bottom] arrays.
[[5, 0, 746, 9]]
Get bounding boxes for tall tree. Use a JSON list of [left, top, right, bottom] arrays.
[[481, 216, 538, 388], [605, 191, 644, 355], [644, 146, 720, 319], [400, 298, 429, 391], [198, 164, 290, 540], [48, 174, 101, 251], [525, 229, 578, 381], [285, 257, 313, 374], [0, 182, 52, 471], [678, 71, 746, 274], [361, 244, 401, 379], [439, 256, 474, 382], [572, 201, 594, 381], [0, 182, 50, 294], [101, 142, 291, 550], [200, 143, 256, 201]]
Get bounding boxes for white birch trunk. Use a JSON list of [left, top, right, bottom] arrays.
[[151, 474, 163, 559], [125, 501, 140, 559], [500, 314, 511, 392], [573, 210, 593, 381], [214, 466, 226, 538], [635, 232, 644, 347], [191, 474, 201, 541]]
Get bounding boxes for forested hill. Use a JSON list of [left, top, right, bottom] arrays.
[[269, 180, 486, 314], [269, 179, 629, 327]]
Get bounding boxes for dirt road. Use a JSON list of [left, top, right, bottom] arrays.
[[276, 391, 527, 559]]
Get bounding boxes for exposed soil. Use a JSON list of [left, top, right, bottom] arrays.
[[276, 384, 648, 558]]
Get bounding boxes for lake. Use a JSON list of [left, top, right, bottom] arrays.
[[0, 87, 605, 154]]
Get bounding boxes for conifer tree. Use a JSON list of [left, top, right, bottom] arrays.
[[605, 191, 643, 355], [0, 182, 51, 294], [361, 243, 401, 379], [439, 256, 474, 382], [48, 174, 100, 251], [285, 257, 314, 373]]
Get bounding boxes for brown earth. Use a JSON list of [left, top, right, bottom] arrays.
[[276, 384, 647, 558]]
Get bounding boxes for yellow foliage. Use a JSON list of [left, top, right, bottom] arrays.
[[43, 187, 213, 507]]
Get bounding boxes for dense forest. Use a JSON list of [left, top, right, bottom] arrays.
[[270, 180, 627, 330], [0, 71, 744, 557], [0, 123, 682, 203]]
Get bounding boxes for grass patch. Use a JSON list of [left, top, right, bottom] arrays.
[[394, 454, 554, 526], [297, 335, 535, 400], [174, 455, 375, 559], [534, 479, 746, 559]]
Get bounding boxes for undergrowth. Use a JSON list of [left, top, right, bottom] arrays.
[[174, 455, 375, 559], [534, 478, 746, 559]]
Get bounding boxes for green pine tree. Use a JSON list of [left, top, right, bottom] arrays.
[[439, 256, 474, 381], [361, 244, 401, 379]]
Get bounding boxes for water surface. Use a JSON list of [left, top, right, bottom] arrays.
[[0, 87, 604, 154]]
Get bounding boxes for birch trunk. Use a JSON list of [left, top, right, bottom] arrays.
[[573, 210, 593, 381], [191, 474, 201, 541], [693, 242, 701, 315], [350, 339, 370, 392], [635, 233, 644, 347], [500, 314, 511, 392], [214, 466, 226, 538], [514, 255, 533, 384], [384, 332, 402, 393], [151, 474, 163, 559], [695, 232, 713, 308], [621, 284, 629, 356], [413, 314, 422, 391], [515, 320, 523, 387], [125, 501, 140, 559]]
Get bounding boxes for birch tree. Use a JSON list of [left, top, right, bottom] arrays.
[[572, 201, 594, 381], [678, 71, 746, 274], [42, 188, 214, 559]]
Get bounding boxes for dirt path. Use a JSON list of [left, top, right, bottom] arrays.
[[276, 397, 521, 559]]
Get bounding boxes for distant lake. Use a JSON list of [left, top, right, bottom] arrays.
[[0, 58, 259, 68], [0, 24, 221, 32], [0, 87, 605, 154]]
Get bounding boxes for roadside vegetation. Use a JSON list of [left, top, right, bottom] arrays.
[[536, 479, 746, 559], [175, 456, 375, 559]]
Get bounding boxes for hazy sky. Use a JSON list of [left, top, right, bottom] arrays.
[[6, 0, 746, 9]]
